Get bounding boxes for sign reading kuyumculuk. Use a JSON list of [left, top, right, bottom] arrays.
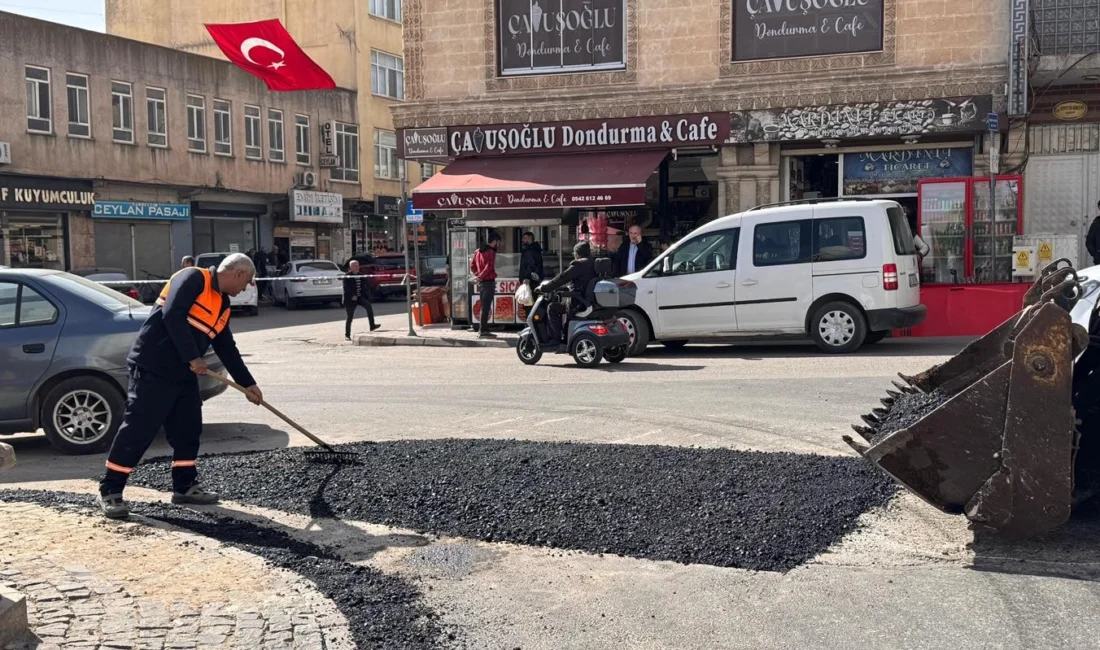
[[290, 189, 343, 224], [0, 176, 95, 210], [401, 128, 449, 159], [93, 201, 191, 220], [733, 0, 885, 62], [498, 0, 626, 76]]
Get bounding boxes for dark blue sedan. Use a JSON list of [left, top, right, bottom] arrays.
[[0, 269, 226, 454]]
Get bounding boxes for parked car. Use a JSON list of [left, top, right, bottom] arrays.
[[421, 255, 449, 287], [194, 252, 259, 315], [0, 269, 227, 454], [348, 253, 418, 301], [271, 259, 343, 309], [71, 268, 143, 303], [615, 198, 927, 355]]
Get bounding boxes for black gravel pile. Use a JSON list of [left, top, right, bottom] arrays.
[[870, 390, 949, 444], [131, 439, 896, 572], [0, 489, 456, 650]]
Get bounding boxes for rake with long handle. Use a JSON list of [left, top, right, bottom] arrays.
[[204, 373, 359, 464]]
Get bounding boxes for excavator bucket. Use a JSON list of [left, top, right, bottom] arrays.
[[845, 260, 1100, 538]]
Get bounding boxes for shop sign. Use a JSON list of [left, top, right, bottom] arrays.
[[92, 201, 191, 220], [733, 0, 885, 62], [401, 128, 449, 159], [0, 176, 95, 210], [843, 148, 973, 195], [321, 121, 336, 156], [445, 113, 730, 157], [375, 195, 403, 218], [498, 0, 626, 76], [729, 96, 993, 143], [0, 142, 10, 165], [290, 189, 343, 224], [1053, 101, 1088, 121], [416, 186, 645, 210]]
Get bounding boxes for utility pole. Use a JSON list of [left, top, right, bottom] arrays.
[[987, 112, 1000, 281], [401, 160, 416, 337]]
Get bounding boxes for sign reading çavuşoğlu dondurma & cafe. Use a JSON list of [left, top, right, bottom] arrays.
[[734, 0, 885, 62], [498, 0, 626, 75]]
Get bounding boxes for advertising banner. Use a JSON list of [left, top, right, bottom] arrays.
[[843, 148, 973, 195]]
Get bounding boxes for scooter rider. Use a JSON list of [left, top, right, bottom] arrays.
[[540, 241, 597, 343]]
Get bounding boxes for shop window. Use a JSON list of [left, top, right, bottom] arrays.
[[213, 99, 232, 156], [813, 217, 866, 262], [294, 114, 311, 165], [420, 162, 435, 182], [66, 73, 90, 138], [3, 216, 66, 270], [187, 94, 206, 152], [146, 87, 168, 147], [373, 129, 400, 181], [111, 81, 134, 144], [667, 154, 719, 240], [369, 0, 401, 22], [371, 50, 404, 100], [753, 221, 812, 267], [25, 65, 51, 133], [787, 155, 839, 200], [244, 104, 262, 160], [659, 230, 738, 276], [333, 122, 361, 182], [268, 108, 285, 162]]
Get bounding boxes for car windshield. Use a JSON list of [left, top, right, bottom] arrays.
[[196, 254, 227, 268], [297, 261, 339, 273], [887, 206, 916, 256], [43, 272, 143, 312]]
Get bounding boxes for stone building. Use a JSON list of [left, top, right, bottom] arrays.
[[0, 12, 360, 277], [105, 0, 429, 256], [391, 0, 1022, 287]]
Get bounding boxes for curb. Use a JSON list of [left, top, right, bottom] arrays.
[[355, 334, 516, 348]]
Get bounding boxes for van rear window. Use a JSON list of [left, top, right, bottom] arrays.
[[887, 206, 916, 256]]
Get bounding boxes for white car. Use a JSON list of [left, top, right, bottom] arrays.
[[1071, 265, 1100, 331], [194, 252, 259, 315], [616, 198, 927, 354], [272, 259, 343, 310]]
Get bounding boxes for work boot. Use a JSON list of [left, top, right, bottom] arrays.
[[478, 330, 496, 339], [171, 485, 220, 505], [98, 493, 130, 520], [370, 323, 382, 331]]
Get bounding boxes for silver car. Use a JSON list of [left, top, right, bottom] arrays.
[[0, 269, 226, 455]]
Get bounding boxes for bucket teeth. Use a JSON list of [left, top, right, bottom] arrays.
[[861, 413, 880, 427], [873, 407, 889, 417], [842, 435, 869, 456], [880, 396, 895, 407], [850, 424, 875, 441], [886, 389, 901, 399], [892, 380, 919, 394]]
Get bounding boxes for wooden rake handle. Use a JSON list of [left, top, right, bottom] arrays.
[[204, 372, 339, 453]]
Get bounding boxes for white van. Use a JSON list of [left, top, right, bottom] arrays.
[[617, 199, 926, 354]]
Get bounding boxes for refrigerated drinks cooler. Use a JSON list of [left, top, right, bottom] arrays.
[[917, 175, 1024, 285]]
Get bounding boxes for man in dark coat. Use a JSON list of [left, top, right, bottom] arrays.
[[1087, 201, 1100, 265], [542, 241, 597, 343], [615, 225, 654, 276], [344, 259, 380, 340], [519, 232, 545, 286]]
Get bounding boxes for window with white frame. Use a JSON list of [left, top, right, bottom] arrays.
[[244, 105, 262, 159], [294, 114, 311, 165], [268, 108, 285, 162], [332, 123, 360, 182], [66, 73, 90, 138], [370, 50, 404, 100], [369, 0, 402, 22], [186, 94, 206, 152], [420, 162, 435, 182], [146, 87, 167, 147], [373, 129, 402, 180], [111, 81, 134, 143], [25, 65, 51, 133], [213, 99, 232, 156]]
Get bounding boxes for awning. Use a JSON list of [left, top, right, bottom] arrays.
[[412, 150, 667, 210]]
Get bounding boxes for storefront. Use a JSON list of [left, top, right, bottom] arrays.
[[372, 196, 404, 254], [90, 200, 190, 281], [271, 190, 344, 262], [0, 175, 95, 270], [191, 200, 266, 258]]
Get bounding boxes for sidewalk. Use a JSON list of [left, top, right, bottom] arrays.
[[355, 313, 519, 349]]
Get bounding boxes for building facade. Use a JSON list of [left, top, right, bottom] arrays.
[[0, 12, 360, 277], [104, 0, 432, 256]]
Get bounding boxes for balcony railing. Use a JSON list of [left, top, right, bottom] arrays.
[[1033, 0, 1100, 54]]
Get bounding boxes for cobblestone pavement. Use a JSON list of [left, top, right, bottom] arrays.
[[0, 501, 353, 650]]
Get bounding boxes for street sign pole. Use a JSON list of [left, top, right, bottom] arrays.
[[988, 113, 999, 282], [400, 161, 416, 337]]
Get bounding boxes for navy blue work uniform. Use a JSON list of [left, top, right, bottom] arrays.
[[99, 267, 255, 497]]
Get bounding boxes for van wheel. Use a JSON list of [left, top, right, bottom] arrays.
[[285, 291, 298, 311], [864, 330, 889, 345], [617, 309, 650, 356], [41, 376, 124, 455], [811, 301, 867, 354]]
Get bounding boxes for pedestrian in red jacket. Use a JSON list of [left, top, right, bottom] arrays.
[[471, 231, 500, 338]]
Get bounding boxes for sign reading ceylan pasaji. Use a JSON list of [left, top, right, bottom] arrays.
[[442, 113, 730, 157], [734, 0, 885, 62], [92, 201, 191, 220]]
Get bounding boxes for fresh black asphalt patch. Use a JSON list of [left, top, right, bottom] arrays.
[[130, 439, 896, 572], [0, 489, 456, 650]]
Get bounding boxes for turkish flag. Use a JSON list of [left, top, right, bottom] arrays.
[[205, 19, 336, 91]]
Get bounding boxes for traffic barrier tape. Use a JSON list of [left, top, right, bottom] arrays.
[[93, 273, 417, 285]]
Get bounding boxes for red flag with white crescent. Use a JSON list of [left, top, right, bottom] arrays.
[[204, 19, 336, 91]]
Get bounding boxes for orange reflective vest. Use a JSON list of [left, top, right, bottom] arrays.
[[156, 268, 230, 339]]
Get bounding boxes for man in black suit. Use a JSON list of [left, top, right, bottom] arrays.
[[615, 225, 654, 277]]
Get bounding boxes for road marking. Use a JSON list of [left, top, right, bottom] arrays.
[[534, 417, 573, 427], [613, 429, 662, 443], [485, 417, 523, 427]]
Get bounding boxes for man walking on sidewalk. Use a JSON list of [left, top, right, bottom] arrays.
[[98, 253, 263, 519], [471, 231, 500, 338], [344, 259, 380, 341]]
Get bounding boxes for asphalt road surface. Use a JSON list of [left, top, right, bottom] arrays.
[[5, 304, 1100, 650]]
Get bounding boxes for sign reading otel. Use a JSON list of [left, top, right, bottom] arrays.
[[734, 0, 885, 61]]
